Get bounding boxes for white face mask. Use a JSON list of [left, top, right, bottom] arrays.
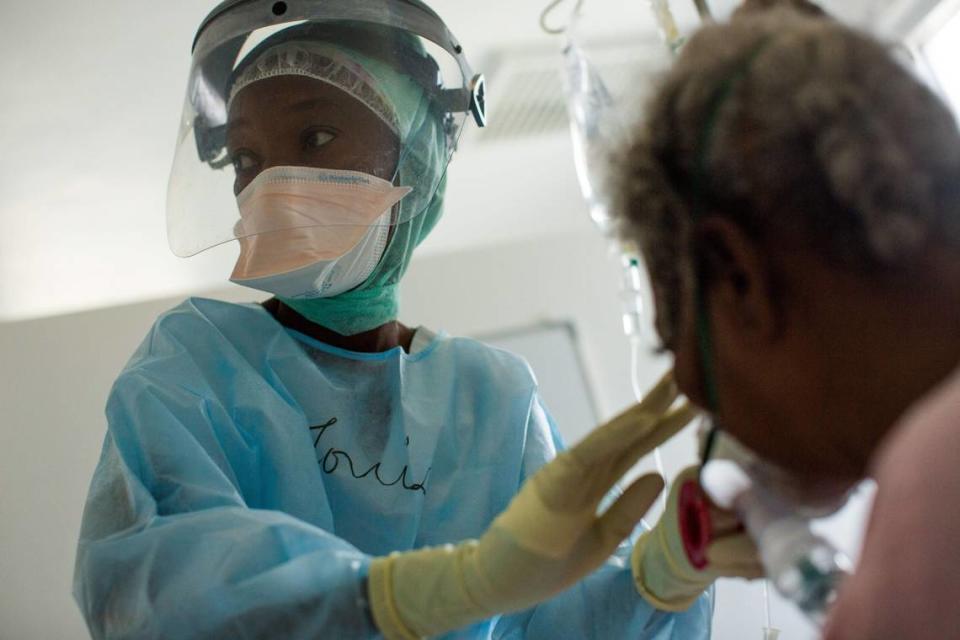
[[229, 166, 412, 298]]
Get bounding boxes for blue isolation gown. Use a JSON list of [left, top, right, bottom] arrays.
[[73, 298, 712, 639]]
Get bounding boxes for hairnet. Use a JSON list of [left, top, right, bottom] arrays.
[[228, 42, 404, 136]]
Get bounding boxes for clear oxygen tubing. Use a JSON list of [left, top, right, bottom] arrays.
[[763, 581, 780, 640], [623, 254, 669, 514]]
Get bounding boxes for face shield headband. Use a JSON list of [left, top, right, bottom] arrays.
[[189, 0, 487, 170]]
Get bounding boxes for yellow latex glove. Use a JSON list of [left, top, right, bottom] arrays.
[[368, 371, 697, 640], [632, 466, 765, 612]]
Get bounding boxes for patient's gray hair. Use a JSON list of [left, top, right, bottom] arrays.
[[613, 5, 960, 345]]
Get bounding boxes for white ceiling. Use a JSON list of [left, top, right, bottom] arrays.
[[0, 0, 941, 322]]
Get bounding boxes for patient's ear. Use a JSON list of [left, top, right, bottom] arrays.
[[695, 216, 780, 347], [668, 216, 781, 409]]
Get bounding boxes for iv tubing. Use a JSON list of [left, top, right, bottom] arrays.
[[763, 580, 772, 628], [630, 334, 669, 513]]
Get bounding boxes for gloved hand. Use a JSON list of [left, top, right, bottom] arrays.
[[632, 466, 765, 612], [368, 371, 697, 640]]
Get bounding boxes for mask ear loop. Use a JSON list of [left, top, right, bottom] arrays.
[[689, 37, 777, 639], [689, 37, 772, 416], [692, 35, 771, 489]]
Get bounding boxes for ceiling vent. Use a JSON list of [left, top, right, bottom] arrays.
[[465, 39, 669, 146]]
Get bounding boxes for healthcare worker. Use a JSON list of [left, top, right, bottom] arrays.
[[614, 2, 960, 637], [72, 1, 713, 638]]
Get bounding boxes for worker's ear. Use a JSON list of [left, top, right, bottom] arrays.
[[695, 216, 780, 347]]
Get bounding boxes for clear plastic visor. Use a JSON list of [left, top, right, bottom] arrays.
[[167, 2, 475, 258]]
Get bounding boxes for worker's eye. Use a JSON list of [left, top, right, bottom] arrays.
[[304, 128, 338, 150], [231, 150, 259, 173]]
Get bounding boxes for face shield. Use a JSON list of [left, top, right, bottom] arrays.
[[166, 0, 486, 259]]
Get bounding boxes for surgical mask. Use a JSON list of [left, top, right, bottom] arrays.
[[229, 166, 412, 299]]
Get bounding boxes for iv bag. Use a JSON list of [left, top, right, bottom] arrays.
[[560, 0, 701, 235]]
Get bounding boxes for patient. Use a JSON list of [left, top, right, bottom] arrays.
[[614, 3, 960, 637]]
